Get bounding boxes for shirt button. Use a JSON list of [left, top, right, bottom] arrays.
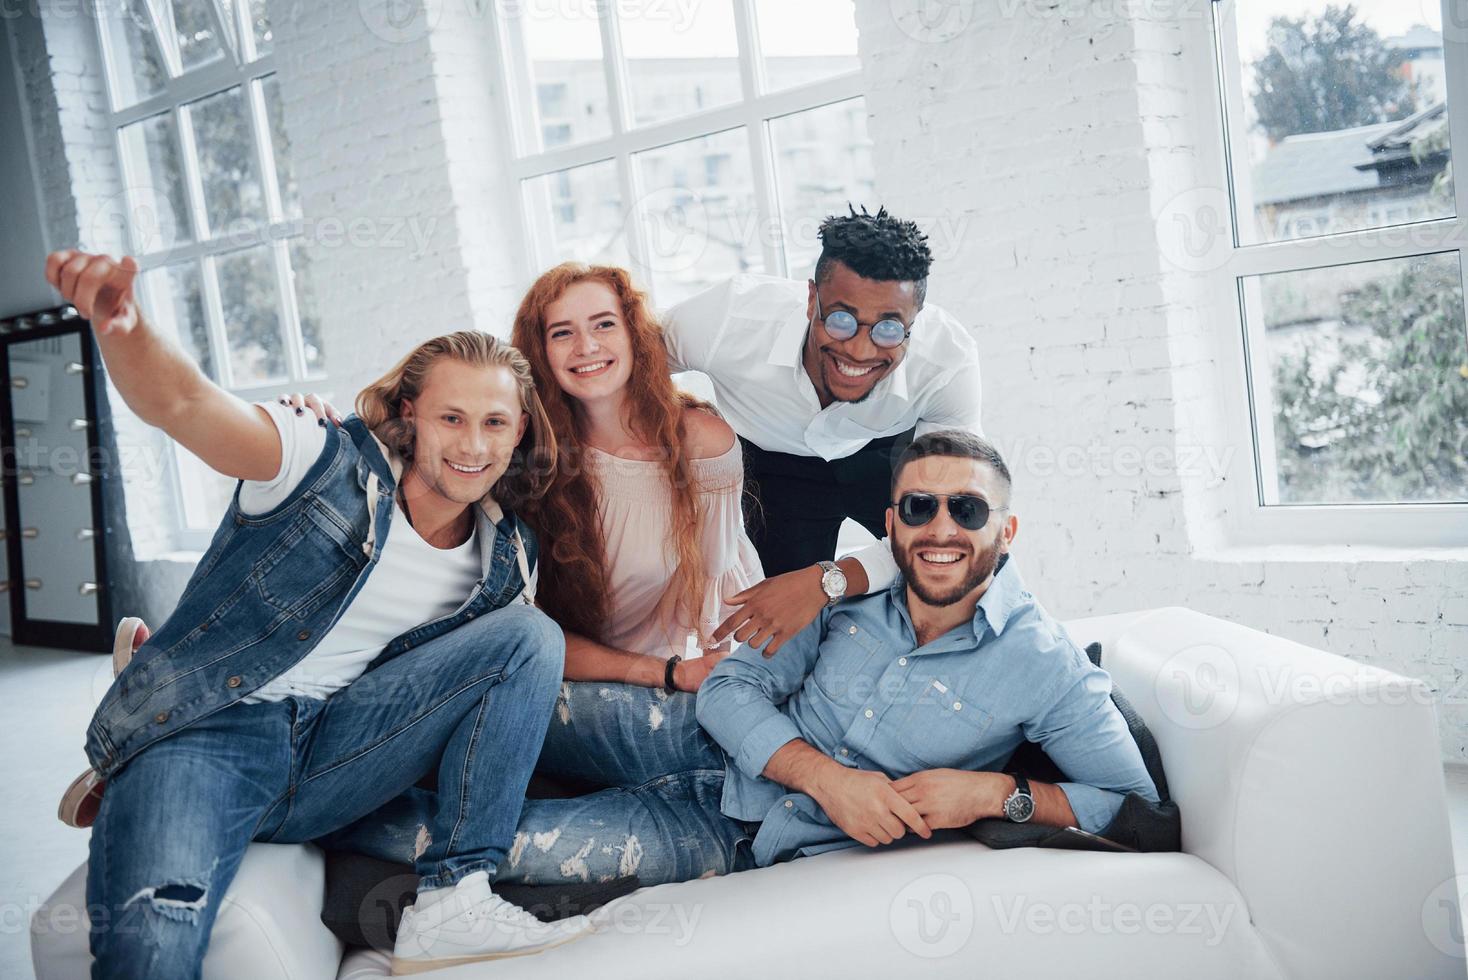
[[839, 747, 849, 756], [297, 630, 311, 641], [953, 701, 962, 711], [864, 708, 874, 719], [226, 675, 242, 688], [898, 657, 908, 666], [848, 626, 857, 635], [784, 800, 794, 809], [153, 711, 169, 724]]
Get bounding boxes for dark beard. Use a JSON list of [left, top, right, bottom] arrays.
[[894, 533, 1003, 607]]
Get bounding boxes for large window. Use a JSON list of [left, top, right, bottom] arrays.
[[92, 1, 322, 540], [1207, 0, 1468, 545], [498, 0, 874, 306]]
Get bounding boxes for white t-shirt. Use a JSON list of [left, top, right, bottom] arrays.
[[241, 401, 483, 704]]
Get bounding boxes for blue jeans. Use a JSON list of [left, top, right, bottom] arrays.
[[325, 681, 757, 886], [85, 604, 563, 980]]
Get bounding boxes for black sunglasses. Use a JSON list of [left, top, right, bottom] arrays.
[[893, 492, 1005, 531]]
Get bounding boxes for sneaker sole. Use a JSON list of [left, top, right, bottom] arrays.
[[57, 769, 105, 829], [57, 618, 148, 829], [388, 921, 592, 975], [113, 616, 146, 678]]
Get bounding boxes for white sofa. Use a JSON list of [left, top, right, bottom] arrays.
[[31, 607, 1466, 979]]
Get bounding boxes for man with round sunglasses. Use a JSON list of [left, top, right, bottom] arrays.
[[661, 206, 983, 655]]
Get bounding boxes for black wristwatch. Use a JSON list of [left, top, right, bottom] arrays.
[[663, 655, 682, 695], [1002, 773, 1035, 823]]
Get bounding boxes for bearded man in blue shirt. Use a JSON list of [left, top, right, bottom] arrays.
[[329, 430, 1158, 885]]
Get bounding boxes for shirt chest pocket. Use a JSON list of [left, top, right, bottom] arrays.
[[896, 683, 994, 770], [811, 613, 883, 705], [251, 502, 365, 617]]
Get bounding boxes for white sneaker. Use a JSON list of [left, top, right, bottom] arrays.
[[389, 871, 593, 974]]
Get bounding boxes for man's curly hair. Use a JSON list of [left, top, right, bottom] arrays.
[[814, 205, 933, 306]]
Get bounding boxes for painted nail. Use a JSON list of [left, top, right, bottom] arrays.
[[318, 418, 326, 427], [295, 407, 303, 415]]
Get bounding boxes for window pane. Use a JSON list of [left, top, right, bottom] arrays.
[[214, 246, 286, 384], [287, 241, 325, 374], [1224, 3, 1453, 244], [753, 0, 859, 91], [522, 159, 629, 267], [632, 128, 761, 305], [118, 112, 194, 254], [509, 3, 610, 150], [768, 98, 875, 278], [620, 0, 741, 127], [247, 0, 272, 55], [168, 0, 227, 70], [144, 262, 215, 381], [259, 76, 300, 219], [187, 86, 266, 236], [1250, 251, 1467, 504], [100, 0, 169, 108]]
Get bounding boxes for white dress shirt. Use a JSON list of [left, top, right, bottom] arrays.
[[661, 274, 984, 588]]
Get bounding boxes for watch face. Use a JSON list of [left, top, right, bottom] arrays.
[[1007, 794, 1035, 822], [823, 568, 847, 596]]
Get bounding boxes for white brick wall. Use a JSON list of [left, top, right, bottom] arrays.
[[864, 0, 1468, 759]]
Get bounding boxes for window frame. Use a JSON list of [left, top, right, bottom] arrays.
[[1197, 0, 1468, 549], [491, 0, 867, 291], [92, 1, 323, 549]]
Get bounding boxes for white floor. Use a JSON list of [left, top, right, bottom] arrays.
[[4, 635, 1468, 979]]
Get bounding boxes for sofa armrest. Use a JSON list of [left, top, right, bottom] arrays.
[[1094, 607, 1461, 980]]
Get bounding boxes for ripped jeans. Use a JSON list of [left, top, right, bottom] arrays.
[[323, 681, 758, 887], [84, 604, 563, 980]]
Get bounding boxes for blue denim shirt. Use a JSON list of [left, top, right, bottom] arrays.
[[696, 556, 1159, 866], [85, 416, 539, 780]]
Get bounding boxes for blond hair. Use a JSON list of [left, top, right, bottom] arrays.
[[355, 330, 556, 507]]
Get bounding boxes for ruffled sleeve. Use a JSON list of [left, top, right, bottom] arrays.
[[690, 440, 765, 650]]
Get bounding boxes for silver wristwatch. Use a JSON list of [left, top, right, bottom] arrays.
[[816, 560, 847, 607]]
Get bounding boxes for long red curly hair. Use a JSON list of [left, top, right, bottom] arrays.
[[512, 263, 711, 645]]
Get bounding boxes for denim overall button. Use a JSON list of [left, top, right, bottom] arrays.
[[297, 630, 311, 641], [226, 675, 242, 688], [153, 711, 170, 724]]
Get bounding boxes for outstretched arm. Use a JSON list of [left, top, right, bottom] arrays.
[[45, 250, 284, 481]]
